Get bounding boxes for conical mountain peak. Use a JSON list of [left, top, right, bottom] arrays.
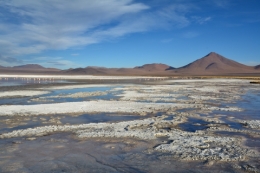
[[176, 52, 254, 74], [202, 52, 226, 60], [207, 52, 218, 56]]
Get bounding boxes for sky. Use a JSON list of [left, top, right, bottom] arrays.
[[0, 0, 260, 69]]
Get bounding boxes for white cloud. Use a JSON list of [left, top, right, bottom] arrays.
[[23, 56, 78, 69], [157, 4, 191, 28], [0, 0, 149, 57], [192, 16, 212, 24], [182, 31, 199, 38], [0, 54, 23, 66], [0, 1, 194, 58], [46, 60, 78, 67], [161, 38, 173, 43], [211, 0, 229, 8]]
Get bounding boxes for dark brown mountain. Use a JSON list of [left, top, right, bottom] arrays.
[[0, 64, 60, 74], [13, 64, 45, 69], [134, 63, 174, 71], [62, 67, 106, 75], [174, 52, 256, 75], [255, 65, 260, 70], [62, 64, 175, 75]]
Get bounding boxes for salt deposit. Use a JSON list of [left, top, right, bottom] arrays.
[[1, 77, 260, 170], [0, 115, 257, 162], [0, 100, 183, 116], [50, 91, 108, 98], [241, 120, 260, 130], [0, 90, 50, 98]]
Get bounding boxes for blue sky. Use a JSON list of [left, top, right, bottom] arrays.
[[0, 0, 259, 69]]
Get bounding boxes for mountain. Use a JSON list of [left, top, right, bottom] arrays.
[[255, 65, 260, 70], [173, 52, 256, 75], [13, 64, 45, 69], [62, 64, 174, 75], [0, 64, 60, 74], [60, 55, 260, 76], [134, 63, 174, 71], [62, 67, 106, 75], [1, 53, 260, 76]]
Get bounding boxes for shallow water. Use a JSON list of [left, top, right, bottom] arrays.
[[198, 90, 260, 129], [235, 90, 260, 120], [178, 118, 209, 132], [163, 115, 174, 120], [1, 80, 260, 172], [0, 122, 42, 134], [219, 117, 244, 129], [210, 90, 260, 121], [174, 90, 260, 133], [0, 78, 68, 86], [60, 113, 149, 125], [0, 113, 148, 134], [0, 97, 30, 105], [216, 131, 260, 151], [0, 86, 121, 105], [0, 116, 49, 134], [42, 86, 121, 103], [0, 134, 243, 173]]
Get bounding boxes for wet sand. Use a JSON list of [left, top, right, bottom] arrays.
[[0, 77, 260, 172]]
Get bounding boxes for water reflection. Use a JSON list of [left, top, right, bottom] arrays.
[[0, 77, 68, 86], [0, 86, 121, 105]]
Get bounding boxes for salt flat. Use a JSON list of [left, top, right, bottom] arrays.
[[0, 78, 260, 172]]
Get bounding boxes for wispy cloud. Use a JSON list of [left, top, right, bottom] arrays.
[[22, 56, 78, 69], [161, 38, 173, 43], [0, 54, 23, 66], [0, 0, 149, 57], [182, 31, 199, 38], [0, 0, 219, 68], [211, 0, 230, 8], [46, 60, 78, 67], [192, 16, 212, 24], [0, 0, 196, 59]]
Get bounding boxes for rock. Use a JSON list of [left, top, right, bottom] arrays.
[[203, 160, 215, 166]]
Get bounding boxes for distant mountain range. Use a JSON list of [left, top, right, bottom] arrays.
[[13, 64, 47, 69], [1, 52, 260, 76], [0, 64, 60, 74], [62, 63, 174, 75]]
